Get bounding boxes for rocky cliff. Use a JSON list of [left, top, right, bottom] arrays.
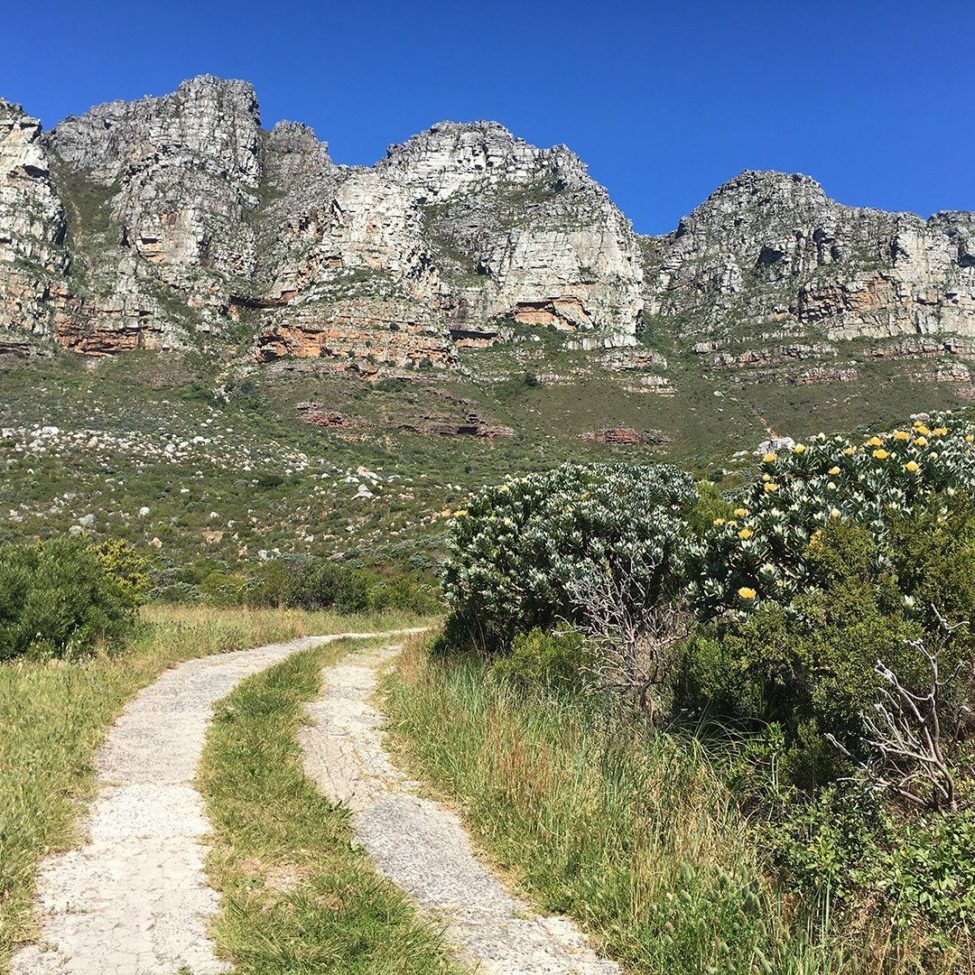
[[1, 76, 973, 381], [642, 171, 975, 382]]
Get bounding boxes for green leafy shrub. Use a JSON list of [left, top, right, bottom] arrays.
[[442, 463, 697, 652], [492, 628, 591, 691], [688, 413, 975, 618], [248, 558, 438, 615], [772, 788, 975, 942], [678, 516, 975, 788], [0, 536, 143, 659]]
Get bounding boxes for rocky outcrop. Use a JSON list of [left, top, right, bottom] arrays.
[[0, 77, 644, 363], [0, 99, 70, 345], [2, 78, 975, 379], [641, 171, 975, 350]]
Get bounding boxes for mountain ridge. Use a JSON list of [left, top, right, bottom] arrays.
[[2, 74, 974, 391]]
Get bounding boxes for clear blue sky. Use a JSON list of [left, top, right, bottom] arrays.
[[3, 0, 972, 235]]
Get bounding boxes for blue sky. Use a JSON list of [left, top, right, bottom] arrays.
[[3, 0, 972, 234]]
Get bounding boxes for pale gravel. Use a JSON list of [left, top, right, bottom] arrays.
[[11, 628, 427, 975], [300, 645, 622, 975]]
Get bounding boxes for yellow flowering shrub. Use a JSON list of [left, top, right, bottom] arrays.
[[688, 411, 975, 618]]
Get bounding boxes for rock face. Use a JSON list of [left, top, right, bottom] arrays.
[[642, 171, 975, 359], [1, 77, 974, 376], [0, 98, 70, 348]]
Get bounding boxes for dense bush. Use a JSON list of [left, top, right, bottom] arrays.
[[0, 536, 145, 660], [491, 628, 591, 691], [680, 513, 975, 786], [248, 557, 440, 615], [442, 463, 697, 652], [688, 413, 975, 618]]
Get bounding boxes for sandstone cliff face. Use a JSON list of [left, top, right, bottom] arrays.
[[641, 171, 975, 353], [2, 77, 974, 377], [0, 99, 70, 348]]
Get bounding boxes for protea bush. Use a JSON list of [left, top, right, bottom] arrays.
[[688, 412, 975, 619], [442, 462, 697, 651]]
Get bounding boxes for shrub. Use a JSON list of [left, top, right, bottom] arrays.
[[248, 558, 439, 615], [492, 628, 591, 691], [366, 575, 442, 615], [688, 413, 975, 619], [677, 518, 973, 789], [281, 560, 371, 613], [442, 463, 697, 652], [0, 536, 143, 659], [772, 789, 975, 942]]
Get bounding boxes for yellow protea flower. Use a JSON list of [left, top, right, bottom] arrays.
[[873, 449, 890, 460], [828, 466, 841, 475], [933, 427, 948, 437], [915, 436, 928, 447], [713, 518, 726, 526], [966, 434, 974, 444], [763, 452, 778, 463], [739, 528, 754, 539], [914, 422, 930, 434], [764, 482, 780, 493], [762, 473, 772, 482], [866, 436, 884, 447], [453, 509, 468, 517], [734, 507, 749, 518], [738, 587, 757, 600], [843, 447, 856, 456], [904, 461, 920, 473], [830, 508, 841, 519], [893, 430, 910, 441], [793, 444, 807, 454]]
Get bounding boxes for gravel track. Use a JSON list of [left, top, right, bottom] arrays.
[[11, 629, 425, 975], [300, 644, 621, 975]]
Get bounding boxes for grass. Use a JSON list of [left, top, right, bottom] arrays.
[[0, 603, 430, 973], [198, 637, 465, 974], [384, 637, 873, 975]]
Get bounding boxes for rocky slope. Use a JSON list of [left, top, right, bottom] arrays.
[[1, 75, 973, 382]]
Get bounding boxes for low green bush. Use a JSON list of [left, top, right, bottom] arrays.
[[0, 536, 144, 659], [248, 558, 439, 615], [492, 628, 591, 691]]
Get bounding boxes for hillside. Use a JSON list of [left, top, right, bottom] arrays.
[[3, 75, 975, 585]]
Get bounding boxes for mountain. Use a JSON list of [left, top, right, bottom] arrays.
[[1, 74, 974, 391]]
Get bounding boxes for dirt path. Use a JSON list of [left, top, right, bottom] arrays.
[[11, 629, 426, 975], [300, 644, 621, 975]]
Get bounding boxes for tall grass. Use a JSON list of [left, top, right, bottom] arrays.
[[198, 638, 465, 974], [385, 637, 853, 975], [0, 604, 430, 972]]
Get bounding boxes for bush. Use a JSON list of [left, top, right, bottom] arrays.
[[442, 463, 697, 652], [688, 413, 975, 619], [492, 628, 591, 691], [0, 536, 143, 659], [772, 788, 975, 942], [248, 558, 439, 615], [678, 516, 975, 789]]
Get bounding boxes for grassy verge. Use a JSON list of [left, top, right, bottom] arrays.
[[0, 604, 430, 972], [198, 637, 465, 974], [384, 636, 853, 975]]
